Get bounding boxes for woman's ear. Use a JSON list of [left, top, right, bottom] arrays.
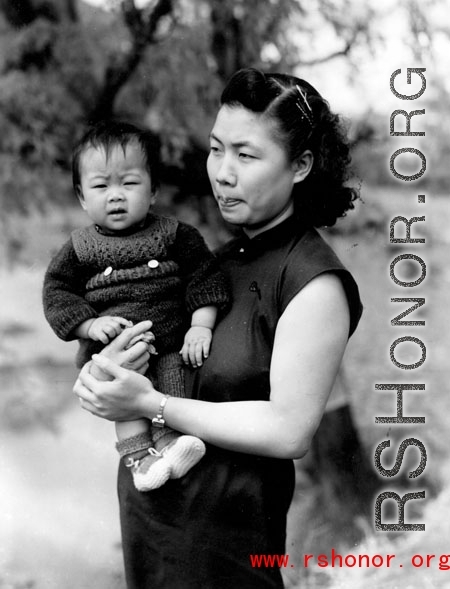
[[76, 186, 87, 210], [293, 150, 314, 184]]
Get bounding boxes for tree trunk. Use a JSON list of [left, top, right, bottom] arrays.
[[88, 0, 173, 122], [88, 44, 144, 122], [61, 0, 78, 22], [210, 0, 243, 82]]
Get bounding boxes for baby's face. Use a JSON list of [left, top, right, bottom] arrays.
[[77, 141, 154, 232]]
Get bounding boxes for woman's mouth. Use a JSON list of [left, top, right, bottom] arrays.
[[218, 196, 241, 208]]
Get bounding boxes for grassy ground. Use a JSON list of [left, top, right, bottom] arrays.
[[0, 184, 448, 588]]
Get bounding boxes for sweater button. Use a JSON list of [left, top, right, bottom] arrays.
[[104, 266, 113, 276], [148, 259, 159, 268]]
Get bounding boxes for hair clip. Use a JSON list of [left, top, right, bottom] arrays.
[[295, 84, 314, 127]]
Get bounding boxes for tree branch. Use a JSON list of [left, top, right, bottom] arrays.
[[89, 0, 174, 121], [64, 0, 78, 22], [210, 0, 243, 82], [291, 27, 361, 66]]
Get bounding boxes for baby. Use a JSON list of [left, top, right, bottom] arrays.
[[43, 120, 230, 491]]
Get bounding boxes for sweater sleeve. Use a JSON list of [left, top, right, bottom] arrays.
[[42, 239, 99, 341], [170, 222, 231, 315]]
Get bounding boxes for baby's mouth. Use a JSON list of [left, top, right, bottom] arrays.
[[109, 208, 127, 215]]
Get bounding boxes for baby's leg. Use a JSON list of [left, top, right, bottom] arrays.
[[152, 352, 205, 479], [116, 418, 152, 466], [116, 420, 171, 491], [86, 331, 169, 491], [116, 418, 149, 441]]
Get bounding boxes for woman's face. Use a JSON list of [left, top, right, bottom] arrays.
[[207, 105, 307, 235]]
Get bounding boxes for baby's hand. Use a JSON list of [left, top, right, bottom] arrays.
[[87, 316, 133, 344], [180, 326, 212, 367]]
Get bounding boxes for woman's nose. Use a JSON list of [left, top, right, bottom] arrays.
[[216, 156, 237, 186]]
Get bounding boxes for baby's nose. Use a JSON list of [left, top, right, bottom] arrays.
[[108, 189, 124, 201]]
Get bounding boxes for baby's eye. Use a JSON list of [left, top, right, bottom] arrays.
[[123, 176, 141, 185], [93, 184, 106, 189]]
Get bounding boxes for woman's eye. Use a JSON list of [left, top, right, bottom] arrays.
[[239, 152, 253, 160]]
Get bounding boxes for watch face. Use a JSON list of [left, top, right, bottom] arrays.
[[152, 395, 169, 428], [152, 416, 165, 428]]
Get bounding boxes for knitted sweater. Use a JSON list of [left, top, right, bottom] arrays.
[[43, 214, 230, 366]]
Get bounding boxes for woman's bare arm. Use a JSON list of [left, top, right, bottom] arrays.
[[74, 274, 350, 459]]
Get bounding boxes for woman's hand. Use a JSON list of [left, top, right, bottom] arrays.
[[74, 354, 161, 422], [100, 320, 154, 376]]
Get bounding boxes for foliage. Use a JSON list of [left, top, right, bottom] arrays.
[[0, 0, 448, 228], [0, 20, 95, 210]]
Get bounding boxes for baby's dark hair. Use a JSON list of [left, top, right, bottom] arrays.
[[221, 68, 358, 227], [72, 120, 160, 194]]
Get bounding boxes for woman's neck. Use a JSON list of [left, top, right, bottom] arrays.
[[243, 202, 294, 239]]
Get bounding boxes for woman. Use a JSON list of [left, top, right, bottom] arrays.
[[74, 68, 362, 588]]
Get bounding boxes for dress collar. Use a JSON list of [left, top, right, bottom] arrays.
[[232, 215, 307, 257]]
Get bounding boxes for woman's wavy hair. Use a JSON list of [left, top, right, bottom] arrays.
[[220, 68, 359, 228]]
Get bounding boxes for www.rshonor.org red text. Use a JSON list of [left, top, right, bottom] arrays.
[[249, 550, 450, 570]]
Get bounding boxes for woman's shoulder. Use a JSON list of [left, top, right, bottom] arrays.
[[276, 228, 343, 288], [290, 227, 342, 266], [283, 228, 363, 336]]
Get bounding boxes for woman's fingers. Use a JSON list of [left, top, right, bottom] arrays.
[[111, 320, 153, 350], [101, 323, 152, 369], [74, 362, 97, 395], [73, 367, 100, 409], [125, 341, 150, 363], [134, 352, 150, 373], [127, 330, 155, 348], [127, 350, 150, 374], [90, 353, 126, 378], [78, 395, 100, 416], [134, 359, 150, 375], [74, 360, 124, 419]]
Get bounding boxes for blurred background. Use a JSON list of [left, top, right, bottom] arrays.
[[0, 0, 449, 587]]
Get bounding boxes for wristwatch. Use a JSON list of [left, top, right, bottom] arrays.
[[152, 395, 169, 428]]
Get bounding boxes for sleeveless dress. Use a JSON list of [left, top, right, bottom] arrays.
[[117, 216, 362, 589]]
